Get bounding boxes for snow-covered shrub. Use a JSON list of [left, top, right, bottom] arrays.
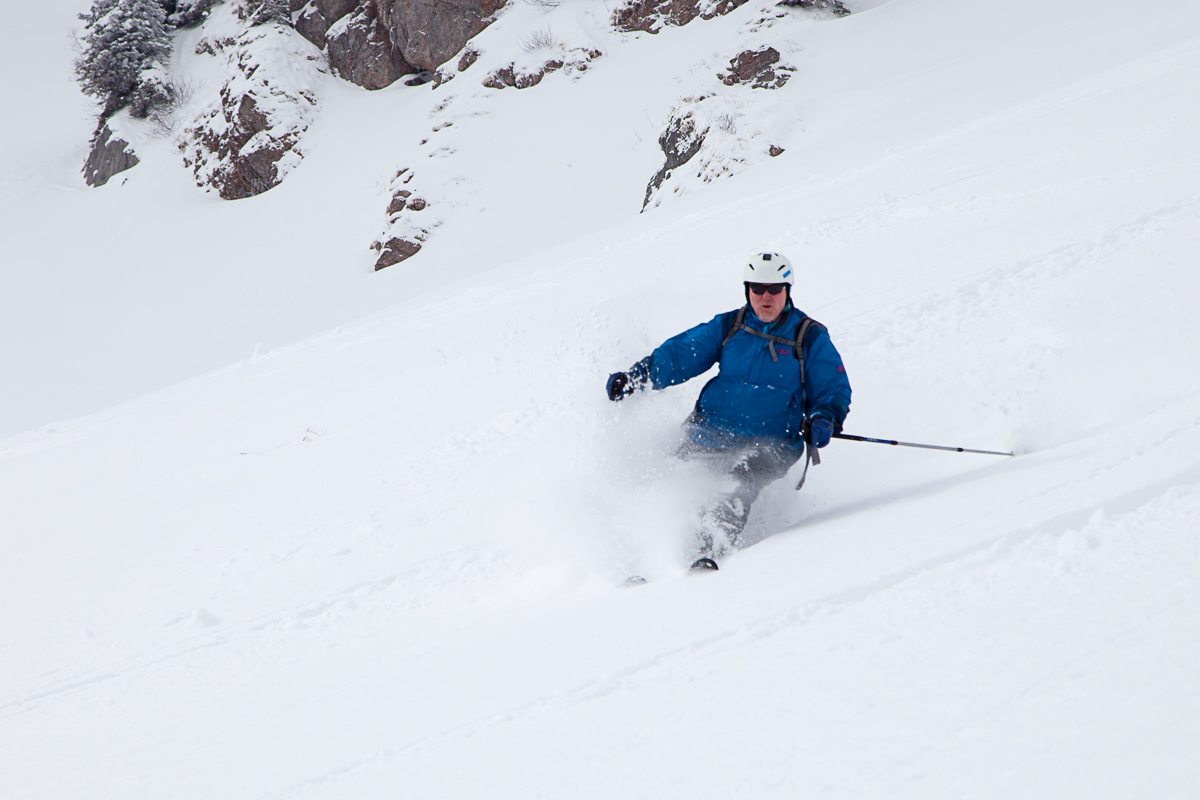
[[127, 64, 177, 119], [239, 0, 292, 26], [164, 0, 220, 28], [75, 0, 174, 118], [777, 0, 850, 17]]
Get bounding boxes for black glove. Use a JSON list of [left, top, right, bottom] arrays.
[[606, 372, 632, 401]]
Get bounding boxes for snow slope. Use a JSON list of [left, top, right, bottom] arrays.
[[3, 0, 1200, 797]]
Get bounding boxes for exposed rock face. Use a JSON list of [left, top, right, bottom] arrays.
[[83, 124, 140, 187], [614, 0, 749, 33], [182, 23, 320, 199], [294, 0, 365, 48], [643, 112, 704, 209], [326, 4, 413, 89], [375, 0, 506, 72], [294, 0, 505, 90], [294, 6, 332, 45], [319, 0, 360, 20], [374, 237, 422, 269], [192, 93, 297, 198], [719, 47, 792, 89]]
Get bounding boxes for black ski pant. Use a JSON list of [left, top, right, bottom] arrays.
[[677, 436, 803, 558]]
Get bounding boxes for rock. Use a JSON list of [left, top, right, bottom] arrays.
[[386, 190, 411, 214], [769, 144, 785, 156], [643, 112, 704, 209], [375, 0, 507, 73], [614, 0, 749, 33], [719, 47, 792, 89], [375, 237, 422, 269], [301, 1, 504, 90], [83, 124, 140, 187], [483, 49, 601, 90], [458, 46, 480, 71], [316, 0, 359, 19], [406, 197, 426, 210], [327, 4, 414, 90], [295, 5, 331, 48], [722, 47, 777, 82]]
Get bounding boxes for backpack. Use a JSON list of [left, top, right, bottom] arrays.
[[719, 306, 827, 489]]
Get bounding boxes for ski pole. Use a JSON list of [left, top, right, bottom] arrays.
[[832, 432, 1013, 457]]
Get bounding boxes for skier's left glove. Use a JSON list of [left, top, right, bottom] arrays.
[[809, 417, 834, 449]]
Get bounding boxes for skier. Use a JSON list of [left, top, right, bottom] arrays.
[[606, 253, 851, 570]]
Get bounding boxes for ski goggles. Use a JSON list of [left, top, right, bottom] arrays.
[[746, 282, 788, 295]]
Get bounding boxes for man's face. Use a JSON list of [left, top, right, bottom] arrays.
[[748, 283, 788, 322]]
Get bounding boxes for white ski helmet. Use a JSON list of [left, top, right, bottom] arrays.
[[743, 252, 794, 285]]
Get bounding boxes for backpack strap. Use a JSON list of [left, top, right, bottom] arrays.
[[794, 315, 826, 482], [792, 316, 825, 391], [720, 306, 748, 350], [720, 309, 825, 371]]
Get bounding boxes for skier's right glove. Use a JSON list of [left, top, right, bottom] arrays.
[[809, 417, 834, 449], [608, 357, 652, 402], [606, 372, 632, 401]]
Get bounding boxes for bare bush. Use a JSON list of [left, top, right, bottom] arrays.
[[147, 74, 195, 135], [519, 26, 558, 52]]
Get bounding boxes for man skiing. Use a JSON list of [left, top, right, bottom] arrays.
[[606, 252, 851, 570]]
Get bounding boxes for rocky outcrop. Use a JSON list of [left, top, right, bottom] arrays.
[[293, 0, 506, 90], [372, 167, 435, 268], [614, 0, 749, 33], [182, 23, 320, 199], [187, 92, 299, 198], [326, 4, 413, 89], [719, 47, 792, 89], [643, 112, 703, 209], [83, 124, 140, 187], [375, 0, 506, 72]]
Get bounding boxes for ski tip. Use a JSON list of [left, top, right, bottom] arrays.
[[689, 557, 719, 573]]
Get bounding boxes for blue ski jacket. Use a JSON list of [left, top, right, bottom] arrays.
[[632, 304, 851, 450]]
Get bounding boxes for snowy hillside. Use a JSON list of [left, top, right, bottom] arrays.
[[3, 0, 1200, 797]]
